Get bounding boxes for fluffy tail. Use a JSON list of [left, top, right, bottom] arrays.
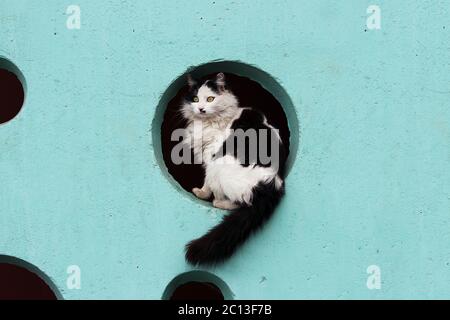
[[185, 179, 284, 265]]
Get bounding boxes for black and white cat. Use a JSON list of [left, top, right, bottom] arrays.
[[181, 73, 286, 265]]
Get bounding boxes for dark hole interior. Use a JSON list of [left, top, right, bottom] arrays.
[[161, 72, 290, 193], [0, 68, 24, 125], [0, 263, 57, 300], [170, 281, 224, 300]]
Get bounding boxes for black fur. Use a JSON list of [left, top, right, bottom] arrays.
[[185, 179, 285, 265], [184, 76, 224, 103], [185, 83, 200, 102], [215, 108, 287, 175], [205, 80, 220, 93]]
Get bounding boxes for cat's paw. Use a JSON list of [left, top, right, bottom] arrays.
[[213, 199, 239, 211], [192, 188, 210, 200]]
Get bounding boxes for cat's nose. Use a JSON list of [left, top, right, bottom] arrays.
[[199, 107, 206, 114]]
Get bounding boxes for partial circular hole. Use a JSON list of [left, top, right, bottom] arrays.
[[162, 271, 233, 300], [153, 61, 299, 195], [0, 58, 25, 125], [0, 255, 61, 300]]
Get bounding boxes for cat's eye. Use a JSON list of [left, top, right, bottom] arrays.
[[207, 96, 215, 102], [193, 96, 199, 103]]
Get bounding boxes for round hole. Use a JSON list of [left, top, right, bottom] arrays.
[[152, 61, 299, 195], [162, 271, 233, 300], [0, 255, 61, 300], [0, 58, 26, 125]]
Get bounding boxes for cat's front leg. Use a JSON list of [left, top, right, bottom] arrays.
[[192, 185, 212, 200]]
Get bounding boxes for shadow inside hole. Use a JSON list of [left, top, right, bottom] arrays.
[[170, 282, 224, 301], [0, 256, 60, 300], [0, 58, 25, 125], [161, 72, 291, 193]]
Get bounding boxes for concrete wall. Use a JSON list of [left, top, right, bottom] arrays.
[[0, 0, 449, 299]]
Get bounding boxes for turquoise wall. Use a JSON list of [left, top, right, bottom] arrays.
[[0, 0, 449, 299]]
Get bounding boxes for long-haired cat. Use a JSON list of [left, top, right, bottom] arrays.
[[181, 73, 286, 265]]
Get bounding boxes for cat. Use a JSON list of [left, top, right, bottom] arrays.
[[180, 72, 287, 265]]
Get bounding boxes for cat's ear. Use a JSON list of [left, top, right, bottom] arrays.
[[216, 72, 226, 92], [187, 74, 196, 88]]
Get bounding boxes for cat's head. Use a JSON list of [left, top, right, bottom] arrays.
[[181, 73, 238, 120]]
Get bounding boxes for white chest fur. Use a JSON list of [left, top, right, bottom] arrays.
[[185, 117, 233, 164]]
